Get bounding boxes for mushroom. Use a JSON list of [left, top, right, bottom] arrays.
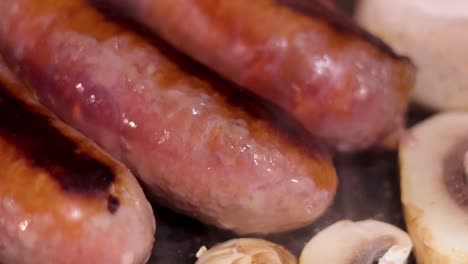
[[299, 220, 412, 264], [356, 0, 468, 111], [195, 238, 297, 264], [400, 112, 468, 263]]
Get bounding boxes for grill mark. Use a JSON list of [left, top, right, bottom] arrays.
[[0, 76, 119, 212]]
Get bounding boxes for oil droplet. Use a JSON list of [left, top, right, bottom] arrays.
[[128, 121, 137, 128], [314, 55, 332, 76], [69, 208, 83, 221], [158, 129, 170, 145], [18, 219, 30, 231], [133, 83, 145, 94], [122, 115, 138, 129], [88, 94, 96, 104], [355, 85, 369, 100], [253, 153, 260, 166], [75, 83, 84, 93], [111, 40, 120, 50]]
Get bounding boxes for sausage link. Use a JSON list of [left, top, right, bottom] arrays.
[[98, 0, 416, 151], [0, 0, 337, 234], [0, 63, 155, 264]]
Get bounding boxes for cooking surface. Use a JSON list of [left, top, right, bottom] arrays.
[[137, 0, 426, 263]]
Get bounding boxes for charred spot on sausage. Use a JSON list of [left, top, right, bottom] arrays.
[[0, 78, 116, 196], [107, 194, 120, 214]]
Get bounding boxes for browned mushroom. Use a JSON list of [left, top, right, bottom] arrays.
[[195, 238, 297, 264]]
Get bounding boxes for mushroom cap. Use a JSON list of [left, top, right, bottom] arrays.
[[299, 220, 412, 264], [195, 238, 297, 264], [400, 112, 468, 263], [356, 0, 468, 111]]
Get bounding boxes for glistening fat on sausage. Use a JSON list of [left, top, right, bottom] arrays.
[[97, 0, 416, 151], [0, 0, 337, 234], [0, 63, 155, 264]]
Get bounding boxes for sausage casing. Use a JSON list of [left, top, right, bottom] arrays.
[[0, 0, 337, 234], [99, 0, 416, 151], [0, 63, 155, 264]]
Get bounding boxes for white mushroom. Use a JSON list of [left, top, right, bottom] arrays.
[[195, 238, 297, 264], [400, 112, 468, 263], [356, 0, 468, 111], [299, 220, 412, 264]]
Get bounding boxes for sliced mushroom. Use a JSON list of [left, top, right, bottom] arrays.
[[356, 0, 468, 111], [400, 112, 468, 263], [195, 238, 297, 264], [299, 220, 412, 264]]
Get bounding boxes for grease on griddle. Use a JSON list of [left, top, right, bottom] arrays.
[[0, 77, 120, 213]]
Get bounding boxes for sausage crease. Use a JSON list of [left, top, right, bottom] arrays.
[[0, 0, 337, 234], [0, 61, 155, 264], [98, 0, 416, 151]]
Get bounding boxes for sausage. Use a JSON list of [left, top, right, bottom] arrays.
[[316, 0, 337, 10], [0, 0, 337, 234], [97, 0, 416, 152], [0, 63, 155, 263], [0, 57, 18, 86]]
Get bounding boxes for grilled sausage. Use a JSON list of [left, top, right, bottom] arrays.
[[97, 0, 416, 151], [0, 58, 18, 85], [0, 0, 337, 234], [0, 63, 155, 264]]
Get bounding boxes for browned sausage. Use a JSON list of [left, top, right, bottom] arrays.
[[0, 0, 337, 234], [0, 61, 155, 264], [97, 0, 416, 151]]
